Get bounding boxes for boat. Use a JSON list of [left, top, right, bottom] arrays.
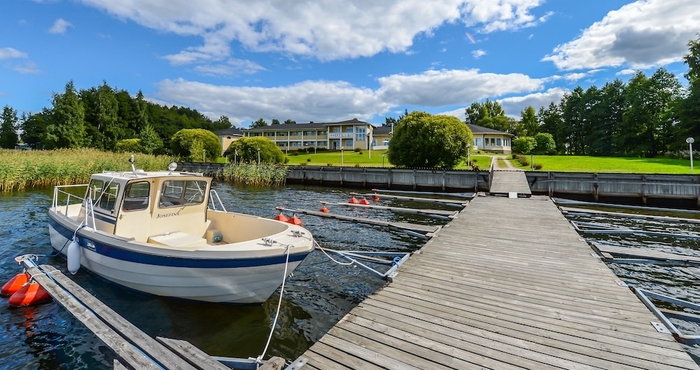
[[47, 158, 314, 304]]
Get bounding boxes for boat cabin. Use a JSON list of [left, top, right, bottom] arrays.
[[83, 170, 214, 246]]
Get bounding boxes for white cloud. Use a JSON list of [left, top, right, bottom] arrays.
[[498, 87, 568, 117], [542, 0, 700, 71], [472, 49, 486, 59], [153, 68, 548, 125], [377, 69, 544, 106], [77, 0, 545, 65], [49, 18, 73, 34], [616, 69, 636, 76], [13, 61, 41, 74], [0, 47, 28, 59], [194, 59, 266, 77]]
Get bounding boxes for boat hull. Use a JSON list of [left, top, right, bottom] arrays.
[[48, 214, 312, 304]]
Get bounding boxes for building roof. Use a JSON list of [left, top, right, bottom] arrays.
[[212, 127, 245, 136], [467, 123, 513, 136], [373, 126, 393, 135], [245, 118, 373, 132]]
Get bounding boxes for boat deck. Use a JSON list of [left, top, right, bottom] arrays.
[[297, 195, 699, 369]]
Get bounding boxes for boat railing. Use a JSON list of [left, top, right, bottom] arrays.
[[209, 190, 228, 212], [52, 184, 88, 215]]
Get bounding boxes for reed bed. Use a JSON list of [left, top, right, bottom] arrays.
[[218, 162, 289, 186], [0, 149, 173, 193]]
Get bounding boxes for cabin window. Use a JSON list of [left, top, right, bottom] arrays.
[[88, 180, 119, 213], [122, 181, 150, 211], [160, 180, 207, 207]]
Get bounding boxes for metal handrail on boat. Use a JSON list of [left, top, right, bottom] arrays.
[[52, 184, 88, 215], [208, 190, 227, 212]]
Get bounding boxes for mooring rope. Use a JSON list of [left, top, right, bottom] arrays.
[[256, 243, 292, 367]]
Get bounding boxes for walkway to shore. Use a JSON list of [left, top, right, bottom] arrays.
[[297, 193, 698, 369]]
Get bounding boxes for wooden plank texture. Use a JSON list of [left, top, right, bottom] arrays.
[[298, 195, 699, 369], [490, 170, 532, 196]]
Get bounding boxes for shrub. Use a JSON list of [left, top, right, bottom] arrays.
[[354, 148, 361, 152], [226, 137, 285, 164], [170, 129, 222, 161], [533, 163, 543, 170], [306, 158, 311, 162]]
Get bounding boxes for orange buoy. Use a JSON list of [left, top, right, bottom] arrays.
[[349, 195, 359, 204], [320, 201, 329, 213], [274, 207, 289, 222], [8, 282, 52, 307], [287, 215, 302, 226], [359, 197, 370, 205], [274, 212, 289, 222], [372, 194, 380, 202], [1, 273, 30, 297]]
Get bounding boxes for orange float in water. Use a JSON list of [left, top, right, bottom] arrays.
[[359, 197, 370, 205], [287, 215, 302, 226], [349, 195, 359, 204], [8, 282, 52, 307], [372, 195, 380, 202], [1, 273, 30, 297], [274, 212, 289, 222], [320, 202, 329, 213]]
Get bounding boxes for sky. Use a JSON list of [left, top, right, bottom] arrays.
[[1, 0, 699, 128]]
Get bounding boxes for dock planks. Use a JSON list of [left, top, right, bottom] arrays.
[[297, 195, 698, 369], [489, 170, 532, 196]]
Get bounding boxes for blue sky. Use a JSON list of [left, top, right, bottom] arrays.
[[1, 0, 699, 128]]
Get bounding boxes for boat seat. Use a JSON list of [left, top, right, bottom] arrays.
[[148, 232, 208, 249]]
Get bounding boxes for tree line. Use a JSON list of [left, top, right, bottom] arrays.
[[1, 80, 230, 154], [462, 35, 700, 158]]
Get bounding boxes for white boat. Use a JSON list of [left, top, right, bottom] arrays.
[[47, 160, 314, 304]]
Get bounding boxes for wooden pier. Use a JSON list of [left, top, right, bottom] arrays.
[[18, 261, 285, 370], [489, 170, 532, 197], [296, 194, 699, 369]]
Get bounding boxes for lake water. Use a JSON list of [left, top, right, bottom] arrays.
[[1, 186, 699, 369], [0, 183, 445, 369]]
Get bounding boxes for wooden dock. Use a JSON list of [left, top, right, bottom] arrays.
[[296, 195, 699, 369], [18, 261, 285, 370], [489, 170, 532, 197]]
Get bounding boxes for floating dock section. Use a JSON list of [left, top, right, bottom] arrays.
[[296, 194, 699, 369]]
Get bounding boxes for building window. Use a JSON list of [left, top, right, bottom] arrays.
[[355, 127, 366, 142], [344, 126, 353, 133], [496, 138, 502, 146]]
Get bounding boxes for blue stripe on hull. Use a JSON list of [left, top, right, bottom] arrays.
[[48, 215, 311, 269]]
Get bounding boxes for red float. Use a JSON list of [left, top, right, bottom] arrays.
[[1, 273, 30, 296], [8, 282, 52, 307], [359, 197, 370, 205], [320, 202, 329, 213], [287, 215, 302, 226]]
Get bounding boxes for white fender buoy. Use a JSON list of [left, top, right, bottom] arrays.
[[67, 239, 81, 275]]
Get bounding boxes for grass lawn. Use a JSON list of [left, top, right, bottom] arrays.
[[510, 155, 696, 174], [284, 149, 493, 169]]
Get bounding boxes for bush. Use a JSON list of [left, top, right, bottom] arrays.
[[226, 137, 285, 164], [170, 129, 222, 161], [515, 155, 529, 167], [354, 148, 361, 152], [533, 163, 543, 170], [512, 137, 536, 154], [306, 158, 311, 162]]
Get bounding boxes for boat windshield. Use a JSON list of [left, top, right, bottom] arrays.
[[122, 181, 150, 211], [88, 179, 120, 214], [159, 180, 207, 208]]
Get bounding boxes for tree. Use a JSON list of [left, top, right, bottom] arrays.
[[114, 138, 141, 152], [560, 86, 587, 154], [533, 133, 556, 154], [679, 34, 700, 144], [388, 111, 472, 168], [226, 137, 285, 164], [170, 128, 222, 161], [283, 119, 296, 125], [215, 115, 232, 128], [139, 123, 163, 154], [271, 119, 280, 125], [519, 106, 538, 137], [250, 118, 268, 128], [81, 82, 120, 150], [0, 105, 19, 149], [44, 80, 86, 149], [538, 102, 565, 154], [512, 137, 536, 154], [20, 109, 50, 149]]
